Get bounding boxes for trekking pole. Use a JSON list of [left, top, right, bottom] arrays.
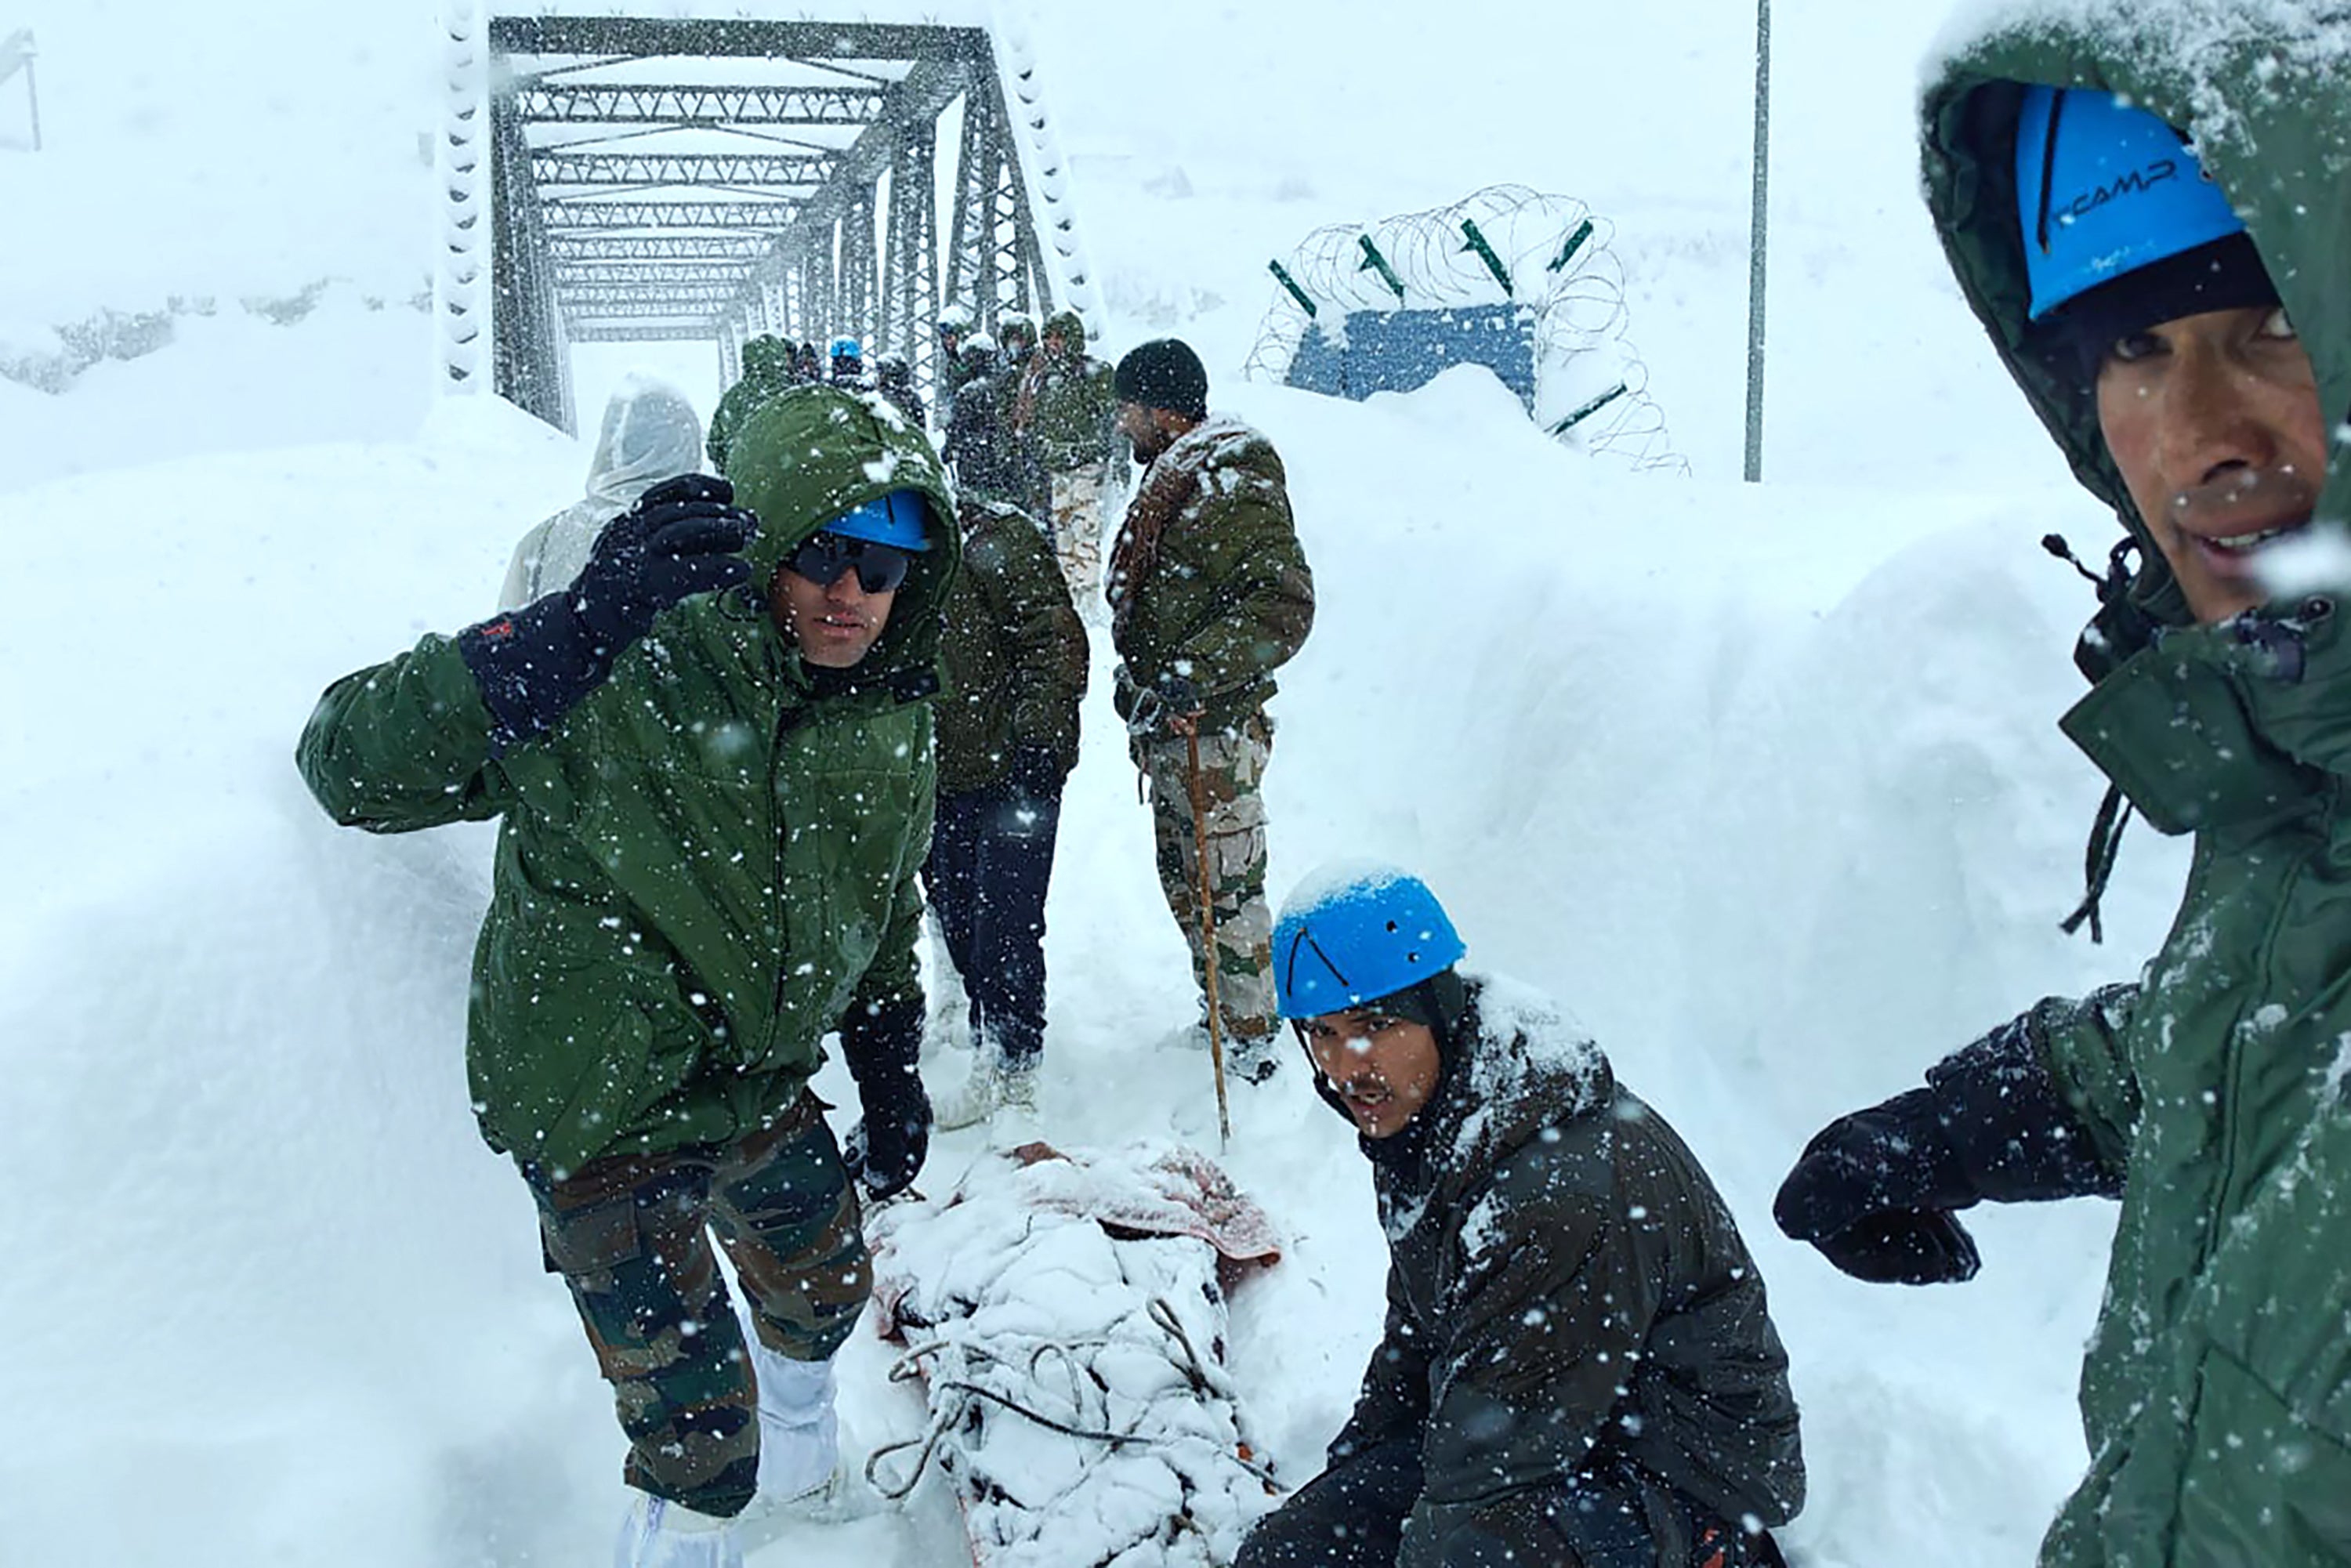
[[1185, 730, 1233, 1149]]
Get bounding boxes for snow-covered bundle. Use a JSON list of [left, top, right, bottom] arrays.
[[868, 1142, 1283, 1567]]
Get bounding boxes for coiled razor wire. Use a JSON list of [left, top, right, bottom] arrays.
[[1244, 185, 1688, 475]]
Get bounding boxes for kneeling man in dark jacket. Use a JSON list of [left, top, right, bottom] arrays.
[[1241, 864, 1804, 1568]]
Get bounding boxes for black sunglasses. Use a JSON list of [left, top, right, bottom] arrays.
[[786, 532, 915, 594]]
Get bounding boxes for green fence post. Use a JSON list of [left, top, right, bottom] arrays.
[[1548, 218, 1594, 274], [1266, 259, 1317, 318], [1355, 236, 1407, 306], [1458, 219, 1513, 296], [1549, 382, 1629, 436]]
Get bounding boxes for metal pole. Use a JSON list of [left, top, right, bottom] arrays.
[[1186, 731, 1233, 1150], [1743, 0, 1771, 483], [24, 52, 38, 151]]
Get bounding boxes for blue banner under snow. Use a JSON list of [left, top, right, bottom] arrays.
[[1284, 304, 1538, 411]]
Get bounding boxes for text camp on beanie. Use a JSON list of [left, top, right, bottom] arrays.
[[824, 489, 933, 551], [1114, 338, 1210, 421], [2016, 85, 2277, 368], [1274, 863, 1468, 1021]]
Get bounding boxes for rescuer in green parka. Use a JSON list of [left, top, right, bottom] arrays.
[[705, 332, 800, 476], [298, 384, 958, 1568], [1775, 9, 2351, 1562]]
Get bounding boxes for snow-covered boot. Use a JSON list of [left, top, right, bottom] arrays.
[[933, 1052, 1040, 1132], [1158, 1019, 1282, 1085], [922, 922, 971, 1054], [735, 1345, 878, 1539], [614, 1493, 743, 1568], [751, 1344, 839, 1502], [1226, 1023, 1283, 1086]]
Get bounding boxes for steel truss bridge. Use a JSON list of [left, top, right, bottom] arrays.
[[437, 9, 1094, 431]]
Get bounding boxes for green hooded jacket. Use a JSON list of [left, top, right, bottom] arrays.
[[1922, 8, 2351, 1560], [298, 387, 960, 1180], [707, 335, 798, 476], [1018, 310, 1120, 473], [936, 497, 1089, 794]]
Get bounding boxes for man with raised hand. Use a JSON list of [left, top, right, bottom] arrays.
[[298, 384, 956, 1568], [1107, 337, 1314, 1086], [1242, 865, 1802, 1568], [1775, 18, 2351, 1560]]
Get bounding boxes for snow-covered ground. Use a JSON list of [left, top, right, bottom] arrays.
[[0, 2, 2184, 1563]]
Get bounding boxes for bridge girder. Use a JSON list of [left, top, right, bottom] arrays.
[[481, 12, 1056, 428], [556, 263, 755, 288], [532, 152, 835, 190], [571, 322, 723, 342], [541, 201, 799, 234], [516, 82, 881, 129], [563, 281, 743, 306], [549, 234, 774, 263]]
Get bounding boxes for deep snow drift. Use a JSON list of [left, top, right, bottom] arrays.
[[0, 2, 2190, 1564], [0, 362, 2173, 1564]]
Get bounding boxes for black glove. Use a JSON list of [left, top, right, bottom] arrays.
[[459, 476, 756, 744], [1774, 1088, 1982, 1284], [1775, 1006, 2120, 1286], [838, 998, 929, 1201], [1125, 674, 1204, 741], [999, 745, 1066, 838], [571, 475, 756, 646], [1803, 1208, 1983, 1286], [1008, 744, 1066, 798]]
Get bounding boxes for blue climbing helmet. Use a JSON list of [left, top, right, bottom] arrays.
[[2016, 85, 2246, 322], [823, 488, 932, 552], [829, 334, 863, 361], [1274, 862, 1468, 1020]]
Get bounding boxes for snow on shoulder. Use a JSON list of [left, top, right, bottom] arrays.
[[1454, 969, 1607, 1147]]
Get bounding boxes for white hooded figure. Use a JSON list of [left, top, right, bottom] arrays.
[[498, 375, 705, 611]]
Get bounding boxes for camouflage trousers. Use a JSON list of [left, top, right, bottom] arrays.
[[523, 1090, 869, 1518], [1049, 462, 1110, 602], [1140, 716, 1277, 1041]]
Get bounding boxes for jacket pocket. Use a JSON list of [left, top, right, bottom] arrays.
[[471, 998, 654, 1178], [537, 1186, 642, 1282]]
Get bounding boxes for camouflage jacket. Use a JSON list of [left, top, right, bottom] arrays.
[[1106, 416, 1313, 735]]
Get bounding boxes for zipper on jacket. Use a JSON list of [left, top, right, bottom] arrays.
[[761, 673, 803, 1068], [2199, 820, 2320, 1266], [776, 696, 813, 1067]]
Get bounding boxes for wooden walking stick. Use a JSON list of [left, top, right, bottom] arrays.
[[1186, 730, 1233, 1148]]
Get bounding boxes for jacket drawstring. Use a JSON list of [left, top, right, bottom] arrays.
[[2059, 783, 2135, 943], [2041, 532, 2144, 943]]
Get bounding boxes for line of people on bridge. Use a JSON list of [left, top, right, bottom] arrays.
[[705, 331, 925, 475]]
